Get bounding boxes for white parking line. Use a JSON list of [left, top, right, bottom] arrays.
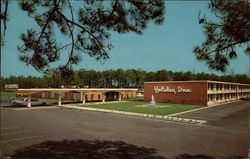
[[1, 126, 19, 130], [1, 130, 28, 136], [4, 142, 17, 149], [1, 135, 44, 143]]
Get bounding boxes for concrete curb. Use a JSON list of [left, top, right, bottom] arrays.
[[74, 101, 128, 106], [60, 105, 207, 125]]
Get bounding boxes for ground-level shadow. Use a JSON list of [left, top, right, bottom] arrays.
[[8, 139, 220, 159]]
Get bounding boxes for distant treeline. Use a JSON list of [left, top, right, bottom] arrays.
[[1, 69, 249, 89]]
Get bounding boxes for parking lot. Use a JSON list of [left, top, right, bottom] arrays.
[[0, 101, 249, 158], [1, 122, 45, 155], [175, 101, 250, 130]]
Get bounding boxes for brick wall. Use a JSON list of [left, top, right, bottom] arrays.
[[31, 90, 136, 101], [85, 92, 103, 101], [144, 81, 208, 106]]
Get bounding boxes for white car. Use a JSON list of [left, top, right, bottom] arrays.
[[12, 98, 47, 106]]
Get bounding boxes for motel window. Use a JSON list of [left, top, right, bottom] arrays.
[[216, 94, 219, 100], [216, 84, 220, 90], [212, 94, 216, 101], [208, 83, 212, 90], [220, 94, 223, 100], [211, 84, 215, 90], [208, 95, 213, 101]]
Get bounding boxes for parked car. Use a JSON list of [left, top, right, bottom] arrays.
[[12, 98, 47, 106]]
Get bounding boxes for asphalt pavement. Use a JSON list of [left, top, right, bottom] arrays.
[[0, 101, 249, 159], [175, 101, 249, 130]]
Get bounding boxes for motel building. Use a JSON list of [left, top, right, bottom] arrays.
[[144, 81, 250, 106], [9, 88, 138, 107]]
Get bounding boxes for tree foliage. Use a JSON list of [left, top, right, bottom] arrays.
[[194, 0, 250, 72], [1, 0, 165, 75], [1, 69, 249, 89], [0, 0, 8, 46]]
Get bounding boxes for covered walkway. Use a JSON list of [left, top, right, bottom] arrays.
[[8, 88, 138, 107]]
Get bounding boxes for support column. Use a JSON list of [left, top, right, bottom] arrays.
[[81, 93, 86, 104], [118, 92, 122, 102], [102, 92, 106, 103], [27, 95, 31, 108], [58, 93, 62, 106]]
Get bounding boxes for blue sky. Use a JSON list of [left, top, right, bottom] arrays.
[[1, 1, 249, 77]]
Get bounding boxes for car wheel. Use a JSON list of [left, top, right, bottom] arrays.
[[42, 102, 47, 105]]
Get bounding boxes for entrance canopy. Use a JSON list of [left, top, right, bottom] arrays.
[[7, 88, 138, 107], [10, 88, 138, 94]]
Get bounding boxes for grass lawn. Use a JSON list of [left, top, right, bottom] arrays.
[[80, 101, 203, 116], [1, 91, 16, 97]]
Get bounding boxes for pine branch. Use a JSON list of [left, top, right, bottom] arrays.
[[55, 10, 108, 57], [3, 0, 9, 36]]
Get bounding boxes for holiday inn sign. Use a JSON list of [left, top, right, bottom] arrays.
[[153, 86, 192, 94]]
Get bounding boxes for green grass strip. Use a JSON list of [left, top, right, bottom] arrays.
[[80, 101, 202, 116]]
